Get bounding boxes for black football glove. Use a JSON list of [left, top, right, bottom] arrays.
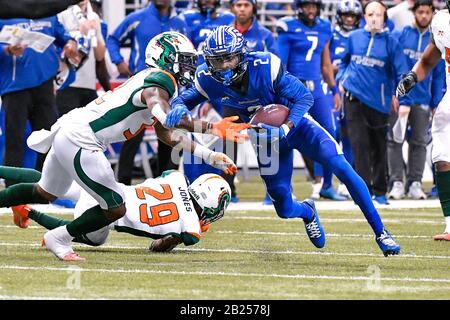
[[396, 71, 418, 97]]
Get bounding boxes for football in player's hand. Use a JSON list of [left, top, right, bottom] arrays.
[[249, 104, 290, 127]]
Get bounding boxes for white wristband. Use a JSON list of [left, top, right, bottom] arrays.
[[193, 143, 214, 162], [151, 103, 167, 125], [281, 124, 291, 136]]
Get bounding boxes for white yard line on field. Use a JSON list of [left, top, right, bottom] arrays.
[[0, 199, 442, 217], [0, 295, 76, 300], [0, 241, 449, 260], [0, 264, 449, 284], [222, 216, 443, 225], [0, 225, 434, 239], [215, 230, 432, 239]]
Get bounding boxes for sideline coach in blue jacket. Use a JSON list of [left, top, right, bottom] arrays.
[[337, 0, 409, 204], [0, 16, 78, 186]]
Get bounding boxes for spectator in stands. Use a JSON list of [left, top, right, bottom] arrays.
[[56, 0, 107, 116], [337, 0, 409, 204], [387, 0, 415, 29], [387, 0, 445, 200], [0, 16, 79, 186], [107, 0, 188, 185]]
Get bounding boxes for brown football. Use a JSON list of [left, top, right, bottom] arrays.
[[249, 104, 290, 127]]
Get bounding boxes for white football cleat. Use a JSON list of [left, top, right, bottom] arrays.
[[408, 181, 427, 200], [42, 226, 84, 261], [388, 181, 405, 200]]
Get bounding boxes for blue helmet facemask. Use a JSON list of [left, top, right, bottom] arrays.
[[220, 69, 234, 86]]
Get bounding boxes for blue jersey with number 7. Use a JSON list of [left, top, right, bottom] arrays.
[[277, 16, 332, 82]]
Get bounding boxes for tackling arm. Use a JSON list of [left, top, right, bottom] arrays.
[[142, 87, 250, 143], [153, 121, 237, 175], [413, 41, 443, 82], [397, 41, 442, 97]]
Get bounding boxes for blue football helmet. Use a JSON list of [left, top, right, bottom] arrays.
[[336, 0, 362, 31], [203, 26, 248, 86]]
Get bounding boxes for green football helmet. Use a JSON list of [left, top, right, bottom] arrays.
[[145, 32, 198, 86]]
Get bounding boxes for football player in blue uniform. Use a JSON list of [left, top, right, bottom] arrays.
[[277, 0, 345, 201], [329, 0, 362, 197], [164, 26, 401, 256]]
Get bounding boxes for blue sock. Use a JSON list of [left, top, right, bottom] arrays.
[[327, 155, 384, 235]]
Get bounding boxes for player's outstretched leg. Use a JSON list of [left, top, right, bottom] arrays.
[[327, 154, 400, 256], [258, 145, 326, 248]]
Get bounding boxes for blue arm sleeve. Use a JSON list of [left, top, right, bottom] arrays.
[[276, 30, 290, 67], [54, 16, 73, 48], [171, 86, 208, 110], [107, 16, 135, 65], [274, 69, 314, 127], [431, 59, 445, 109]]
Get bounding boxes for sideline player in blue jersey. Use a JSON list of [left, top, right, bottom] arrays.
[[180, 0, 235, 58], [165, 26, 401, 256], [230, 0, 278, 55], [277, 0, 345, 201], [328, 0, 362, 197]]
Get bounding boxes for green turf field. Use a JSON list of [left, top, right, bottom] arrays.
[[0, 177, 448, 299]]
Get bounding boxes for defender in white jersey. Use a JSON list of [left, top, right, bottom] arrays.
[[0, 32, 250, 261], [9, 169, 231, 254], [396, 4, 450, 241]]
